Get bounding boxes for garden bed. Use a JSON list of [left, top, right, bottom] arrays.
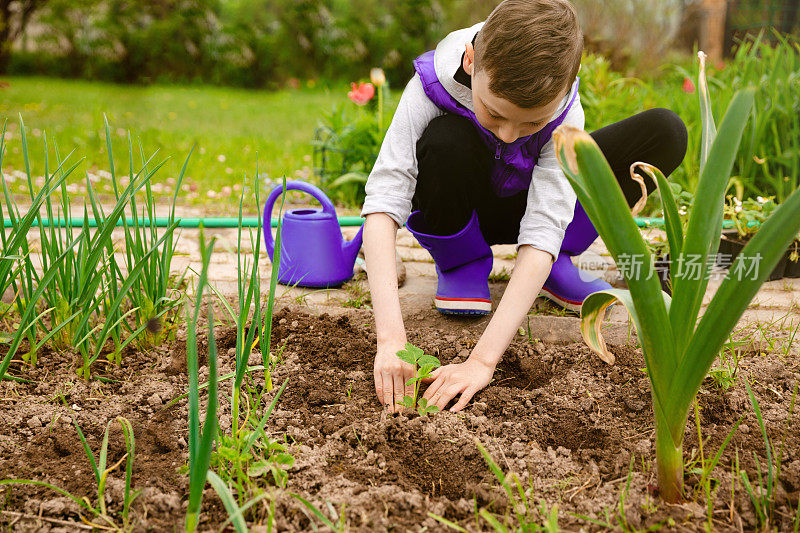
[[1, 306, 798, 531]]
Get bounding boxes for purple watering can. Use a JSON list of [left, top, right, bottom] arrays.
[[262, 181, 364, 288]]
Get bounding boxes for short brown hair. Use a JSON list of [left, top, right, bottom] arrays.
[[474, 0, 583, 108]]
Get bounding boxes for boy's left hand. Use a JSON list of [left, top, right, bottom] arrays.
[[421, 357, 495, 412]]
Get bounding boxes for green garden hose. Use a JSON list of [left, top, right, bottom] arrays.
[[3, 216, 365, 228], [3, 216, 739, 229]]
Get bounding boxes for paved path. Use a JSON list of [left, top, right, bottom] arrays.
[[21, 205, 800, 356]]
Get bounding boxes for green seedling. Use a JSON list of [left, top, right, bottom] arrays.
[[707, 363, 738, 391], [687, 399, 743, 529], [554, 51, 800, 502], [431, 439, 560, 532], [292, 493, 348, 532], [396, 343, 441, 416], [0, 416, 139, 529], [210, 379, 293, 494], [740, 379, 798, 530], [488, 267, 512, 283], [185, 231, 219, 533]]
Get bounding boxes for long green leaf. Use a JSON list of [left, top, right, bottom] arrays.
[[634, 163, 684, 265], [243, 378, 289, 455], [697, 51, 717, 173], [666, 182, 800, 422], [0, 479, 95, 514], [186, 272, 219, 532], [555, 128, 677, 400], [580, 289, 672, 365], [116, 416, 136, 523], [75, 422, 101, 485], [670, 89, 755, 355], [291, 493, 338, 530], [206, 471, 248, 533], [262, 176, 288, 390]]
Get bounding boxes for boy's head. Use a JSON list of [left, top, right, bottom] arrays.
[[464, 0, 583, 143]]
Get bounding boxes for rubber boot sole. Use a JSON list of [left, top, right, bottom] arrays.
[[434, 296, 492, 315], [537, 287, 583, 314]]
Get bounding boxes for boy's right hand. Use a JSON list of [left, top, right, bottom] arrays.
[[374, 342, 416, 413]]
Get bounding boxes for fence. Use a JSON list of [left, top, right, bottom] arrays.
[[727, 0, 799, 37]]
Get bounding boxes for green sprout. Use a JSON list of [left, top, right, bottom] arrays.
[[396, 343, 441, 416], [0, 416, 139, 530]]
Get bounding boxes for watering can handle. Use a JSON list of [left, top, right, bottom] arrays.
[[262, 181, 338, 259]]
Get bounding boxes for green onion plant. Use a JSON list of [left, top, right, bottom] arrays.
[[739, 380, 798, 530], [0, 118, 80, 363], [109, 118, 189, 354], [553, 51, 800, 502], [207, 174, 293, 519], [19, 117, 174, 378], [185, 231, 219, 533]]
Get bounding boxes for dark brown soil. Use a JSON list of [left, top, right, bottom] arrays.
[[1, 306, 799, 531]]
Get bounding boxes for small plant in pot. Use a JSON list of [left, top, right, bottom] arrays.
[[646, 182, 693, 296], [720, 195, 786, 280], [648, 236, 673, 295]]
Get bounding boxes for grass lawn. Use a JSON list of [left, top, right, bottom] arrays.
[[0, 77, 396, 211]]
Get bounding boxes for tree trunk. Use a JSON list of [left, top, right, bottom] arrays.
[[700, 0, 729, 63], [0, 1, 12, 74], [0, 0, 47, 74]]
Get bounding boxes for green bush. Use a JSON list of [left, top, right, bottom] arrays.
[[8, 0, 452, 87]]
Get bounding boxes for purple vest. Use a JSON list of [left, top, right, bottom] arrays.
[[413, 49, 578, 197]]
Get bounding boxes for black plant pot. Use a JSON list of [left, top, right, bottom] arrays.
[[654, 253, 672, 295], [717, 229, 786, 281], [785, 243, 800, 279], [768, 254, 788, 281], [717, 229, 746, 266]]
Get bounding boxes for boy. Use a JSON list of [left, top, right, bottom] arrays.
[[361, 0, 687, 414]]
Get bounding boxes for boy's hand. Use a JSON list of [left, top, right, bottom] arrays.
[[421, 357, 495, 412], [419, 246, 552, 413], [374, 343, 416, 413]]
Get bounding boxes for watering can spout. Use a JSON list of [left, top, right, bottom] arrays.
[[342, 225, 364, 266]]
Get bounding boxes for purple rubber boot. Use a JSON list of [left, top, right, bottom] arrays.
[[539, 200, 612, 313], [406, 210, 493, 315]]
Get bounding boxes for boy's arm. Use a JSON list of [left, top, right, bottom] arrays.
[[364, 212, 415, 413], [422, 245, 553, 412], [361, 73, 443, 413]]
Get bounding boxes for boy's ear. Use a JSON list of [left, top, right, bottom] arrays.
[[463, 43, 475, 76]]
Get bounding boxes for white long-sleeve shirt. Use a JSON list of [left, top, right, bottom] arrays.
[[360, 22, 581, 260]]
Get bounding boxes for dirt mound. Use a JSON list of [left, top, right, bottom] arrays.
[[1, 307, 798, 531]]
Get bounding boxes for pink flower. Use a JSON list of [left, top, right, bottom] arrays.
[[348, 82, 375, 105], [682, 77, 696, 94]]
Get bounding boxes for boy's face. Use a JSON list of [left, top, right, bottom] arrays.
[[464, 43, 566, 144]]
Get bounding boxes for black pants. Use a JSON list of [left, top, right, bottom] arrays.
[[410, 109, 688, 244]]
